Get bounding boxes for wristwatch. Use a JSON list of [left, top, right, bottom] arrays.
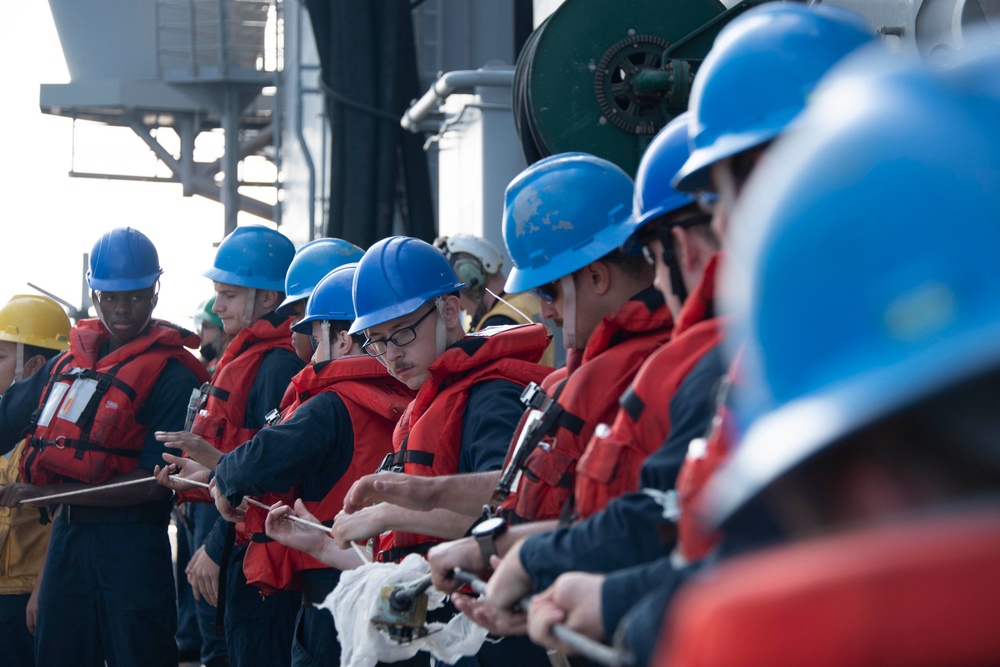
[[471, 516, 508, 567]]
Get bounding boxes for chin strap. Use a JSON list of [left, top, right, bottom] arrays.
[[319, 320, 332, 362], [560, 275, 579, 350], [92, 289, 104, 324], [434, 296, 448, 357], [13, 342, 24, 383], [242, 288, 257, 329]]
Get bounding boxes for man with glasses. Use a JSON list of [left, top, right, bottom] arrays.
[[320, 235, 550, 667], [349, 154, 674, 625], [0, 227, 208, 667], [327, 236, 551, 562], [160, 263, 413, 667]]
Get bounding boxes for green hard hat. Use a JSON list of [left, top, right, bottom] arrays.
[[194, 297, 224, 330]]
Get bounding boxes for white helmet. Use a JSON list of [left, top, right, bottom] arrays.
[[433, 234, 504, 292]]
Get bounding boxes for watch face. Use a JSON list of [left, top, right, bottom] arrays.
[[474, 516, 505, 536]]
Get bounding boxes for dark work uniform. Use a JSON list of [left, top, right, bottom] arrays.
[[202, 348, 305, 667], [388, 379, 546, 667], [215, 392, 352, 667], [0, 353, 201, 667], [517, 348, 726, 662]]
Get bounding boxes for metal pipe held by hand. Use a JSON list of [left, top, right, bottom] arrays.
[[449, 569, 635, 667]]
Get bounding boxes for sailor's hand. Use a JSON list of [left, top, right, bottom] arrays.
[[428, 537, 486, 594], [331, 505, 387, 549], [155, 431, 223, 470], [485, 543, 533, 626], [0, 483, 46, 507], [527, 572, 606, 652], [265, 499, 329, 556], [186, 545, 220, 607], [453, 591, 527, 636], [343, 472, 438, 513], [26, 578, 41, 634], [211, 480, 245, 523], [155, 453, 210, 492]]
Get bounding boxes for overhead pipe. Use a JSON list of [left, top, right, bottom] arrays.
[[400, 67, 514, 132]]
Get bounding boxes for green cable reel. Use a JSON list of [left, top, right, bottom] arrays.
[[515, 0, 769, 175]]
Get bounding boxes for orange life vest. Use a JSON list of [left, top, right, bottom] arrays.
[[656, 508, 1000, 667], [676, 331, 743, 565], [191, 314, 296, 454], [20, 319, 208, 485], [241, 355, 413, 592], [499, 289, 674, 523], [575, 255, 723, 519], [374, 324, 552, 563]]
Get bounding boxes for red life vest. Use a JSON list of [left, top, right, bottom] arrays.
[[20, 319, 208, 485], [676, 331, 743, 565], [241, 355, 413, 592], [499, 288, 674, 524], [574, 255, 723, 519], [374, 323, 553, 563], [191, 314, 296, 454], [655, 508, 1000, 667]]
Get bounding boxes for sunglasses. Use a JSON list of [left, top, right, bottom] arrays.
[[532, 281, 559, 304]]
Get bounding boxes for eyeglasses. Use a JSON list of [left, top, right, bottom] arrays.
[[362, 305, 437, 357], [695, 190, 718, 215], [532, 281, 559, 304]]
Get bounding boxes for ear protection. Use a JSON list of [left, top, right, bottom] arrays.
[[452, 255, 487, 293]]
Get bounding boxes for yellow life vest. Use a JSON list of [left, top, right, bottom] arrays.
[[471, 292, 556, 367], [0, 440, 50, 595]]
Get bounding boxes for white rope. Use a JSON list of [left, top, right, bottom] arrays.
[[22, 475, 160, 504], [20, 475, 334, 535], [174, 477, 333, 533], [484, 288, 533, 325], [352, 541, 370, 563]]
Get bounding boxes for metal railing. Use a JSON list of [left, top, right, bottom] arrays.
[[155, 0, 282, 79]]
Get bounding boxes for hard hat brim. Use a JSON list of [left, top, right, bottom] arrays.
[[672, 127, 782, 193], [203, 267, 286, 292], [706, 323, 1000, 529], [87, 270, 163, 293], [503, 222, 638, 294]]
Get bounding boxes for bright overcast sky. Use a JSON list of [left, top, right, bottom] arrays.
[[0, 3, 275, 329]]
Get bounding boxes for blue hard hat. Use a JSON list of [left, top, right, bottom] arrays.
[[277, 238, 364, 316], [203, 225, 296, 292], [503, 153, 635, 293], [349, 236, 465, 334], [292, 263, 358, 334], [87, 227, 164, 291], [672, 3, 875, 193], [623, 113, 696, 243], [707, 49, 1000, 524]]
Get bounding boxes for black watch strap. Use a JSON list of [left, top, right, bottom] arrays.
[[475, 531, 500, 567]]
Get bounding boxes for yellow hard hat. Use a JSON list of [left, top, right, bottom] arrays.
[[0, 295, 71, 351]]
